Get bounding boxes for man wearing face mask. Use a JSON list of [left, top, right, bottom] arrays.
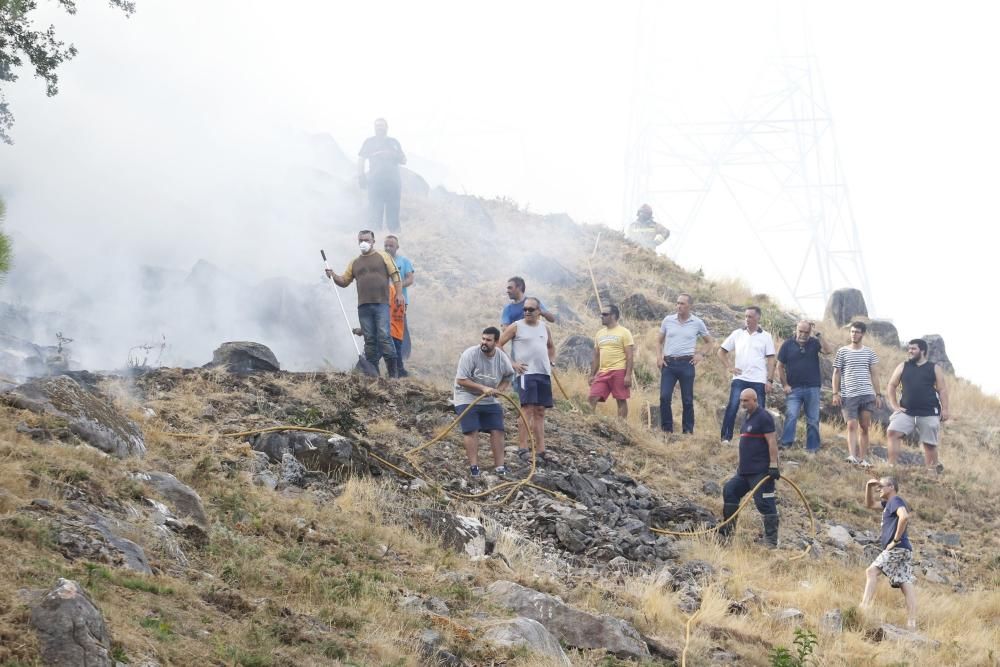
[[358, 118, 406, 232], [326, 230, 405, 377]]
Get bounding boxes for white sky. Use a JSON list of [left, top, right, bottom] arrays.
[[0, 0, 992, 392]]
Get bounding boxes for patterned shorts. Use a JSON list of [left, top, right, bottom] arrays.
[[872, 547, 916, 588]]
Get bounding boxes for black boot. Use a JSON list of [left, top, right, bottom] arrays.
[[717, 503, 740, 543], [386, 357, 401, 379], [761, 513, 779, 549]]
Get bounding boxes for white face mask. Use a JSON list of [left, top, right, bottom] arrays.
[[359, 241, 372, 253]]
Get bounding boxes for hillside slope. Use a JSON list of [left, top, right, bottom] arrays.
[[0, 189, 998, 666]]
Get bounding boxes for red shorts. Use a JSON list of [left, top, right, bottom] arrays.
[[589, 369, 630, 401]]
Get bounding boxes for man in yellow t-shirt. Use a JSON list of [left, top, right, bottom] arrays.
[[588, 304, 635, 418]]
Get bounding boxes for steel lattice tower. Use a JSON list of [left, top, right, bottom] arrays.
[[624, 5, 875, 315]]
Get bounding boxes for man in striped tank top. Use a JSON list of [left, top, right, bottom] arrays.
[[832, 321, 882, 468], [885, 339, 950, 472]]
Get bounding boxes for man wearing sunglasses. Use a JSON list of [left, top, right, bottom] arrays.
[[498, 297, 558, 463], [588, 304, 634, 418], [776, 321, 833, 452]]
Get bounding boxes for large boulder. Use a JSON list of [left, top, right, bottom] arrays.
[[252, 430, 325, 463], [824, 288, 868, 327], [922, 334, 954, 374], [867, 320, 900, 348], [487, 580, 651, 659], [399, 167, 430, 197], [481, 617, 571, 666], [620, 293, 668, 322], [3, 375, 146, 458], [555, 335, 594, 372], [52, 507, 153, 574], [29, 579, 113, 667], [134, 471, 208, 528], [413, 510, 486, 558], [205, 341, 280, 373], [0, 332, 51, 380]]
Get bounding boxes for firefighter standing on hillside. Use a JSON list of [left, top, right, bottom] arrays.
[[626, 204, 670, 250]]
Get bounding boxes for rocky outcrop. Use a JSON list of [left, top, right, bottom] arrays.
[[53, 506, 153, 574], [555, 335, 594, 372], [481, 617, 571, 666], [620, 293, 669, 321], [824, 288, 868, 327], [867, 319, 900, 347], [487, 580, 651, 659], [205, 341, 280, 373], [413, 510, 486, 558], [29, 578, 113, 667], [922, 334, 954, 374], [134, 471, 207, 528], [3, 375, 146, 458], [869, 623, 940, 647]]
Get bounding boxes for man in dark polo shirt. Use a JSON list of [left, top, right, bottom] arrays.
[[776, 320, 834, 452], [358, 118, 406, 232], [719, 388, 781, 548], [326, 229, 404, 377]]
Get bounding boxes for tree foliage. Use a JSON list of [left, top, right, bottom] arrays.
[[0, 0, 135, 144], [0, 197, 12, 274]]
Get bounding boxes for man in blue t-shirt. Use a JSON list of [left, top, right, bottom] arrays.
[[719, 388, 781, 548], [776, 320, 834, 452], [384, 235, 415, 370], [501, 276, 555, 329], [861, 476, 917, 628]]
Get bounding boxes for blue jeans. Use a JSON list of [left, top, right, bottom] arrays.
[[660, 360, 696, 433], [721, 379, 766, 441], [781, 386, 821, 451], [358, 303, 396, 369]]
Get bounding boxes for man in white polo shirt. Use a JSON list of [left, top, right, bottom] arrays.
[[717, 306, 776, 445], [657, 293, 714, 434]]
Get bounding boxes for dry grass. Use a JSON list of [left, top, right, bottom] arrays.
[[4, 194, 1000, 666]]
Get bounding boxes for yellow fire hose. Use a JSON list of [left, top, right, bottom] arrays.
[[160, 378, 816, 666]]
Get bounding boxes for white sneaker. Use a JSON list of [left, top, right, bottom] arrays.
[[845, 455, 860, 464], [858, 459, 873, 469], [721, 439, 732, 447]]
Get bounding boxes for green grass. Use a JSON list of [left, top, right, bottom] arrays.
[[139, 616, 174, 641]]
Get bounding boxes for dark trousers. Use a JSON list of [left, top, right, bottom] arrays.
[[368, 177, 401, 232], [659, 360, 696, 433], [723, 472, 776, 515], [721, 379, 766, 441]]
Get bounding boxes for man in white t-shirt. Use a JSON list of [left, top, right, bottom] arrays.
[[717, 306, 776, 445]]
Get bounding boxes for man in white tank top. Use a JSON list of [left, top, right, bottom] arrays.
[[498, 297, 557, 462]]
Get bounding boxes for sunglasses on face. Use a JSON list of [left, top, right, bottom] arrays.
[[523, 307, 538, 313]]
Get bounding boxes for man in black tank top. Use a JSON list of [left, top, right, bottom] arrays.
[[885, 339, 951, 472]]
